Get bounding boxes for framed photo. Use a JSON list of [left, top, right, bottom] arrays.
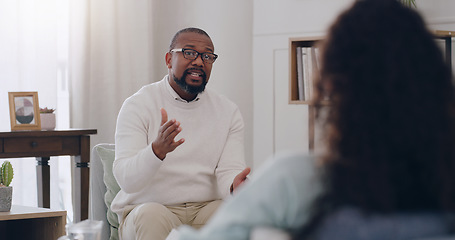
[[8, 92, 41, 131]]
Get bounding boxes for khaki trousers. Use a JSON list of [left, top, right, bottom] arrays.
[[119, 200, 222, 240]]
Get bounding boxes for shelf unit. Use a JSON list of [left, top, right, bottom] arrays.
[[288, 36, 324, 104], [289, 31, 454, 151], [288, 36, 324, 151], [0, 205, 66, 240]]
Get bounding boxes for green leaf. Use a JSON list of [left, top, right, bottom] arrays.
[[399, 0, 417, 8]]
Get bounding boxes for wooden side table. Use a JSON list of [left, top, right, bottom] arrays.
[[0, 129, 97, 222], [0, 205, 66, 240]]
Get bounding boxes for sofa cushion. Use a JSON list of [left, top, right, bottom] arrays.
[[96, 145, 120, 240]]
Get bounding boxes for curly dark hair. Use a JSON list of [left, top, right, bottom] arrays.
[[297, 0, 455, 237]]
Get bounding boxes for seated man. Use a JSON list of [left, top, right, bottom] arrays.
[[111, 27, 250, 240]]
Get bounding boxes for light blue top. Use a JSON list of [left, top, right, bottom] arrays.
[[176, 152, 322, 240], [171, 152, 455, 240]]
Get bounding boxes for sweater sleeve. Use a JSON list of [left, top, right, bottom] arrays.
[[215, 107, 247, 198], [176, 153, 322, 240], [113, 94, 163, 194]]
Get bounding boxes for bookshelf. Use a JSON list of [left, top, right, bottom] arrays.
[[288, 36, 324, 104], [289, 31, 454, 151], [288, 36, 323, 151]]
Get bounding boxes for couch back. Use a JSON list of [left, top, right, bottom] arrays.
[[90, 143, 119, 240]]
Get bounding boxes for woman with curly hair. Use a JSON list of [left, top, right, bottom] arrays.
[[170, 0, 455, 239], [293, 0, 455, 238]]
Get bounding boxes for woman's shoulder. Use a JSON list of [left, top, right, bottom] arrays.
[[250, 151, 321, 198], [262, 151, 317, 177]]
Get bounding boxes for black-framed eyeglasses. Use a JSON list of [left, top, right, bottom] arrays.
[[170, 48, 218, 64]]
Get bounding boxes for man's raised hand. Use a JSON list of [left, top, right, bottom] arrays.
[[152, 108, 185, 160]]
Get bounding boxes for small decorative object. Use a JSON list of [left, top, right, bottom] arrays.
[[0, 161, 14, 212], [8, 92, 41, 131], [40, 107, 56, 130]]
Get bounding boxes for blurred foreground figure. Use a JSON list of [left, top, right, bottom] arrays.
[[170, 1, 455, 239]]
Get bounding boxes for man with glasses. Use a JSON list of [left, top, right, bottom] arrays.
[[112, 27, 250, 240]]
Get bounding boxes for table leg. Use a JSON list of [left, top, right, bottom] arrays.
[[36, 157, 50, 208], [308, 105, 315, 151], [73, 135, 90, 222], [445, 37, 452, 75]]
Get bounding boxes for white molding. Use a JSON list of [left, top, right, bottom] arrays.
[[254, 30, 326, 38], [272, 48, 289, 155]]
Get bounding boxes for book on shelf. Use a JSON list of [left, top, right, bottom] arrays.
[[308, 47, 315, 101], [296, 46, 321, 101], [302, 47, 310, 101], [296, 47, 304, 101], [310, 47, 319, 100], [314, 47, 321, 75]]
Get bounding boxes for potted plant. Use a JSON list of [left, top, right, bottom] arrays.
[[0, 161, 14, 212], [40, 107, 56, 130], [399, 0, 416, 8]]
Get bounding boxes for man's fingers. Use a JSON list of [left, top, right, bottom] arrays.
[[170, 138, 185, 149], [159, 119, 175, 135], [239, 167, 251, 180], [160, 108, 168, 126], [235, 167, 251, 184], [162, 121, 181, 139], [231, 167, 251, 193], [165, 138, 185, 153]]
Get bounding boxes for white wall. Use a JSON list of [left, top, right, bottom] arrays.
[[252, 0, 354, 168], [418, 0, 455, 25], [419, 1, 455, 72], [252, 0, 455, 169]]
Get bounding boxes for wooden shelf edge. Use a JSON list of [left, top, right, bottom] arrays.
[[289, 36, 325, 42], [432, 30, 454, 38], [0, 205, 66, 221], [289, 100, 312, 105]]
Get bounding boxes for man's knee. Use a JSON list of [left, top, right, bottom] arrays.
[[192, 200, 223, 228], [122, 202, 181, 240], [132, 202, 172, 225]]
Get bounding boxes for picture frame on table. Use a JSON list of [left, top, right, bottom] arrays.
[[8, 92, 41, 131]]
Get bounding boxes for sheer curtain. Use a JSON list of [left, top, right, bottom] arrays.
[[0, 0, 73, 221], [69, 0, 156, 147]]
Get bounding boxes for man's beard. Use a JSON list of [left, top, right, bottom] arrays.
[[173, 68, 207, 95]]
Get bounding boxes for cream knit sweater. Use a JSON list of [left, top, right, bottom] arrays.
[[111, 75, 246, 222]]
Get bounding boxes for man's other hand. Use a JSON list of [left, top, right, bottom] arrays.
[[231, 167, 251, 193]]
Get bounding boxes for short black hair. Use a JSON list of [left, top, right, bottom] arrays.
[[169, 27, 211, 51]]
